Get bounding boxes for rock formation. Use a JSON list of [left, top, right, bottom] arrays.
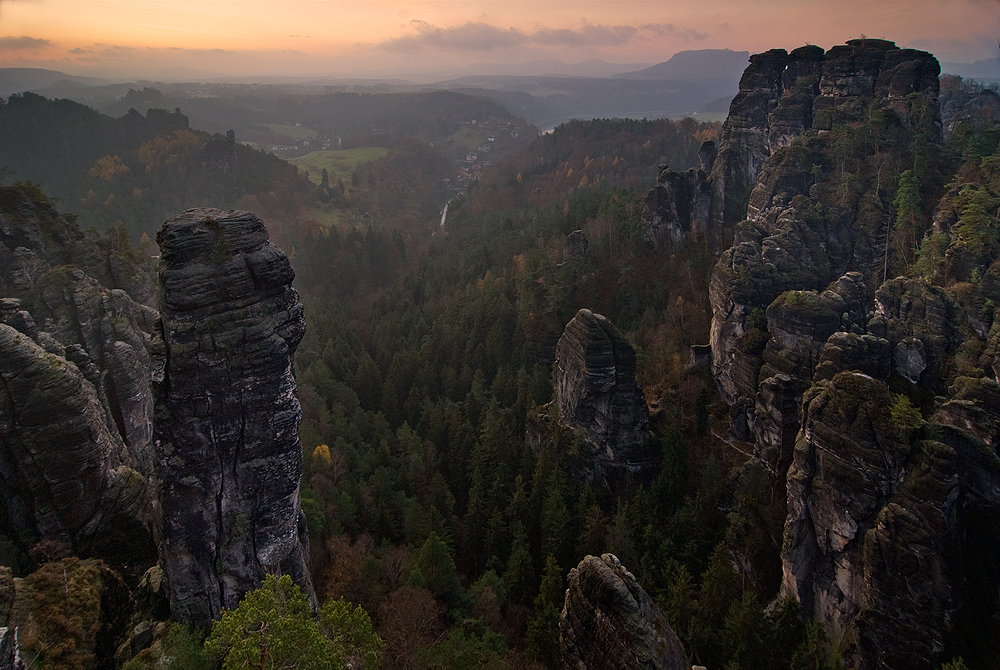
[[939, 77, 1000, 139], [700, 39, 942, 450], [552, 309, 651, 484], [154, 208, 314, 625], [1, 558, 131, 669], [0, 186, 158, 576], [644, 39, 940, 255], [0, 187, 317, 640], [777, 370, 1000, 669], [560, 553, 689, 670], [643, 39, 1000, 667], [0, 324, 154, 569], [643, 165, 713, 249]]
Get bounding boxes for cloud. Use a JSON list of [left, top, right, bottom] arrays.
[[639, 24, 710, 42], [377, 20, 707, 53], [532, 24, 637, 47], [381, 21, 526, 52], [0, 35, 51, 51], [66, 43, 248, 64]]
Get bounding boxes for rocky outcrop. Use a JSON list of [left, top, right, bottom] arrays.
[[0, 188, 318, 636], [0, 324, 155, 570], [4, 558, 132, 670], [644, 38, 939, 256], [552, 309, 651, 484], [647, 39, 1000, 668], [867, 277, 962, 393], [939, 77, 1000, 139], [0, 186, 158, 576], [703, 40, 941, 433], [154, 208, 313, 626], [564, 230, 589, 261], [642, 165, 713, 249], [0, 186, 155, 305], [560, 554, 689, 670], [777, 370, 1000, 669]]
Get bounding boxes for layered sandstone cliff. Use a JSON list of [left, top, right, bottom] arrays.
[[0, 186, 158, 575], [551, 309, 651, 485], [644, 39, 1000, 668], [0, 188, 316, 639], [154, 208, 314, 625]]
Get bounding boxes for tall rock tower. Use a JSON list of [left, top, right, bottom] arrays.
[[154, 208, 313, 625]]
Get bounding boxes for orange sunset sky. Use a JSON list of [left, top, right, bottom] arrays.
[[1, 0, 998, 80]]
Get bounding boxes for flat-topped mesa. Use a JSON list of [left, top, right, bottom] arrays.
[[553, 309, 651, 484], [154, 208, 313, 626]]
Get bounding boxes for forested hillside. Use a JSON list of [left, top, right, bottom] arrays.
[[280, 66, 1000, 669], [0, 90, 531, 248]]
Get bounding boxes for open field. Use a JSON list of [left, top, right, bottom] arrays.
[[264, 123, 318, 140], [289, 147, 389, 184]]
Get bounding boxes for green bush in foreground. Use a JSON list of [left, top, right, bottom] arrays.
[[205, 574, 382, 670]]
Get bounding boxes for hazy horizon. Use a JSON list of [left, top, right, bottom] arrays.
[[1, 0, 998, 82]]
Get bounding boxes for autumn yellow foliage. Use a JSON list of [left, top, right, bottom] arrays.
[[312, 444, 332, 468]]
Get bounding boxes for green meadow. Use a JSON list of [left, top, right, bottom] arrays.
[[289, 147, 389, 184]]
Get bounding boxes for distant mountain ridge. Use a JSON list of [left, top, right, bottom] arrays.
[[941, 57, 1000, 80], [0, 67, 112, 98], [0, 49, 754, 140], [613, 49, 751, 81], [403, 58, 652, 80]]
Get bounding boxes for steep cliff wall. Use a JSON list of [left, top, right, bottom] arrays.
[[645, 39, 1000, 668], [643, 39, 940, 257], [0, 186, 158, 576], [154, 208, 314, 626], [0, 187, 317, 639]]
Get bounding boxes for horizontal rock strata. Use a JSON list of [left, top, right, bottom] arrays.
[[155, 208, 313, 625]]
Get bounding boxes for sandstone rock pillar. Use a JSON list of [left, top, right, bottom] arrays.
[[154, 208, 313, 625]]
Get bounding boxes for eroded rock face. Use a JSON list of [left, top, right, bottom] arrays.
[[0, 189, 318, 632], [0, 186, 158, 576], [645, 40, 1000, 667], [780, 372, 976, 669], [0, 187, 155, 305], [642, 166, 713, 249], [5, 557, 132, 670], [154, 208, 313, 625], [0, 324, 153, 568], [707, 40, 939, 404], [560, 554, 689, 670], [553, 309, 650, 484], [868, 277, 962, 393]]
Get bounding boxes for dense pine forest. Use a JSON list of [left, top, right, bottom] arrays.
[[282, 115, 738, 668]]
